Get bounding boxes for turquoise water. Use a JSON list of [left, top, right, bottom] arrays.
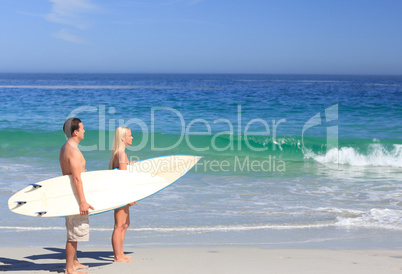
[[0, 73, 401, 248]]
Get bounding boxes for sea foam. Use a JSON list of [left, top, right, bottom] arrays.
[[307, 144, 402, 167], [335, 208, 402, 230]]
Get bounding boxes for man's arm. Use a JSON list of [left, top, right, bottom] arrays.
[[70, 151, 94, 215]]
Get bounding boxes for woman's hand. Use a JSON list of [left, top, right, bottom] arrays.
[[128, 201, 137, 206]]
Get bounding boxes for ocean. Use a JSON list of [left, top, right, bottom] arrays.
[[0, 73, 401, 248]]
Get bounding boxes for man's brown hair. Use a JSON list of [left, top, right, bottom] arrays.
[[63, 118, 82, 138]]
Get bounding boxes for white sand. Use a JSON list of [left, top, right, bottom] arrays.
[[1, 246, 402, 273]]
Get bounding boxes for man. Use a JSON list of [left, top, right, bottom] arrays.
[[59, 118, 94, 274]]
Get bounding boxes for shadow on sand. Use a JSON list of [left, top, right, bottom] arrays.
[[0, 247, 131, 272]]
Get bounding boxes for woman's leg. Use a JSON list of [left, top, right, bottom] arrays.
[[121, 209, 132, 259], [112, 206, 130, 262]]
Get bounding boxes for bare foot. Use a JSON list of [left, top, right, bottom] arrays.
[[65, 268, 81, 274], [73, 262, 89, 270], [114, 257, 132, 263], [123, 254, 133, 261]]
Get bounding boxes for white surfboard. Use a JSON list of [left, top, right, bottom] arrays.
[[8, 155, 201, 217]]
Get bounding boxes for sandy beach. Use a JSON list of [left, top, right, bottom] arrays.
[[1, 246, 402, 273]]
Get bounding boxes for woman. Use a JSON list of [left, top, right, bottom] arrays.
[[109, 126, 136, 262]]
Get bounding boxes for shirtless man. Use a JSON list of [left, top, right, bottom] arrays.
[[59, 118, 94, 274]]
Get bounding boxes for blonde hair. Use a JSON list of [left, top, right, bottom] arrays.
[[108, 126, 130, 170]]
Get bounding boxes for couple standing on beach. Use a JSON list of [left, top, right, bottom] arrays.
[[60, 117, 135, 274]]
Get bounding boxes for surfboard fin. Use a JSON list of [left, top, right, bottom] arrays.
[[35, 211, 47, 216], [30, 183, 42, 189]]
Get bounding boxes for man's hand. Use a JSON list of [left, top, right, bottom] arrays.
[[80, 201, 94, 215]]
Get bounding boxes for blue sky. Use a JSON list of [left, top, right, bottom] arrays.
[[1, 0, 402, 74]]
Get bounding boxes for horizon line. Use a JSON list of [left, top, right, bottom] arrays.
[[0, 72, 401, 77]]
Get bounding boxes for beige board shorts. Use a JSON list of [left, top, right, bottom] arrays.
[[65, 215, 89, 242]]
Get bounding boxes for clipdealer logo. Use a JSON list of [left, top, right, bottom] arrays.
[[65, 104, 287, 173], [302, 104, 339, 170], [65, 104, 287, 153]]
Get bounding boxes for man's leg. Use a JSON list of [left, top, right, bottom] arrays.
[[65, 215, 89, 272], [65, 241, 77, 274]]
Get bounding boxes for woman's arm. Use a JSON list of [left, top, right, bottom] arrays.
[[114, 150, 128, 170]]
